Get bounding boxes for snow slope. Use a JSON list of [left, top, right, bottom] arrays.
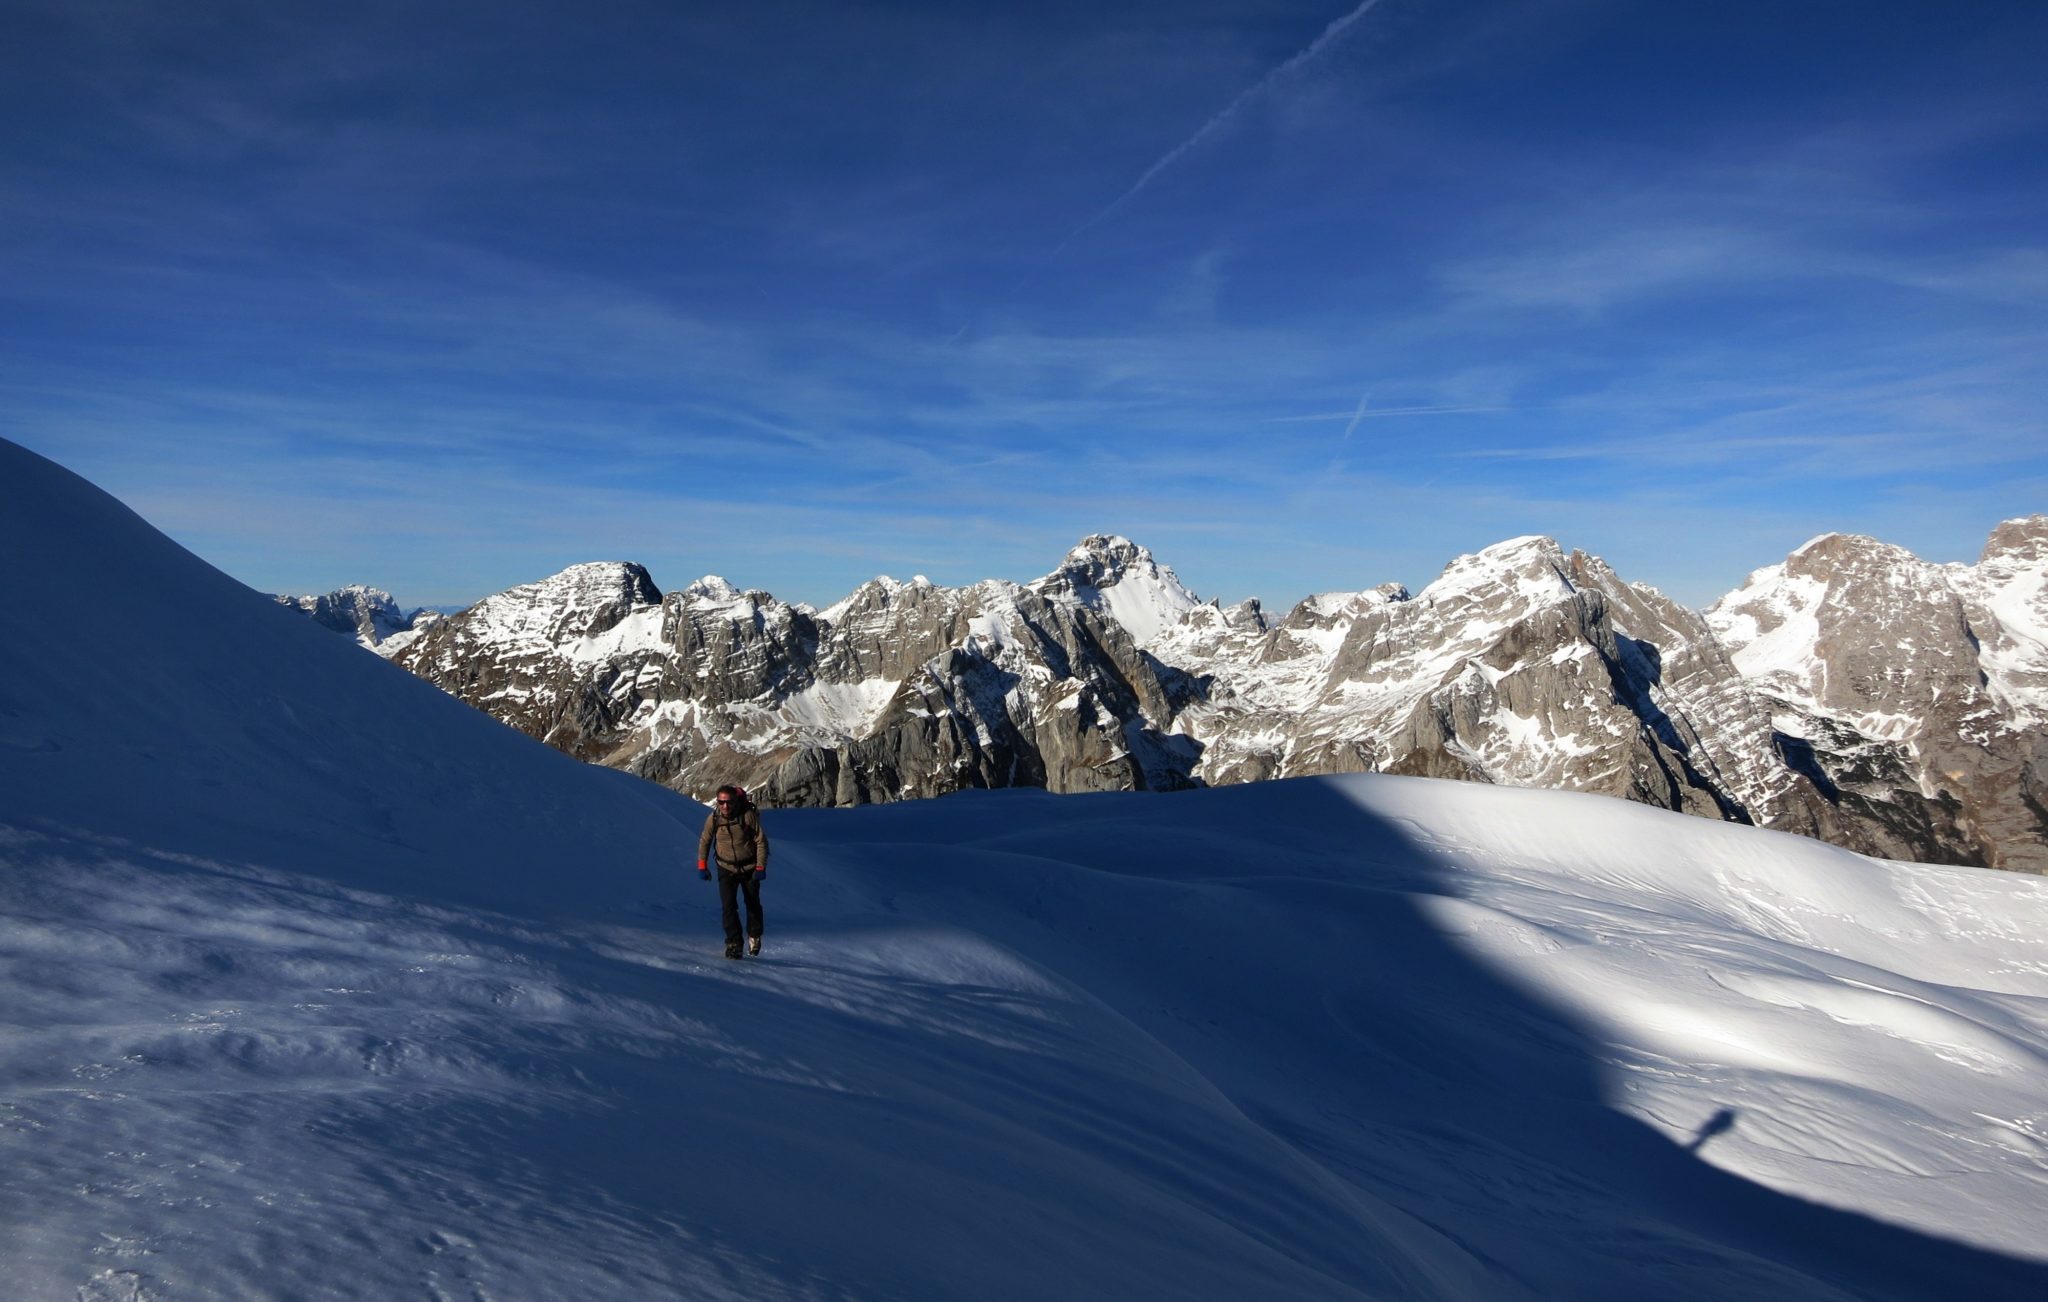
[[5, 436, 2048, 1300]]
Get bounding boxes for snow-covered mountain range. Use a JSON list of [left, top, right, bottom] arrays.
[[323, 522, 2048, 872], [8, 438, 2048, 1300]]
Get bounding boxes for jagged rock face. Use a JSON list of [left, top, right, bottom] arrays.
[[379, 525, 2048, 871], [1169, 539, 1803, 824], [1136, 527, 2040, 872], [393, 545, 1197, 807], [275, 585, 423, 649], [1707, 519, 2048, 872]]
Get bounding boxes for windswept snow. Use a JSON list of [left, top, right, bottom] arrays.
[[6, 437, 2048, 1301]]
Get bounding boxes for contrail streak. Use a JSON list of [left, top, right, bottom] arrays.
[[1053, 0, 1390, 256], [1263, 405, 1507, 423], [1341, 392, 1371, 441]]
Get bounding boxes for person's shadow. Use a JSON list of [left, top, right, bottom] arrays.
[[1689, 1107, 1738, 1153]]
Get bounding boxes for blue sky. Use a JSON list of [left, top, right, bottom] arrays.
[[5, 0, 2044, 611]]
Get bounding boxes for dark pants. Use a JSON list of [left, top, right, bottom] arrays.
[[718, 867, 763, 946]]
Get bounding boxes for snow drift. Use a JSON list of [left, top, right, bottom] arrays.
[[3, 436, 2047, 1301]]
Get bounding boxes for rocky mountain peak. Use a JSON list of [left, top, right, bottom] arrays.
[[1485, 533, 1569, 560], [276, 582, 399, 614], [1780, 532, 1927, 584], [1980, 515, 2048, 569], [533, 561, 660, 604], [1710, 535, 1965, 704], [1216, 596, 1270, 634], [681, 575, 742, 604], [1706, 529, 2048, 871], [1030, 534, 1201, 646], [274, 584, 417, 649], [1278, 585, 1408, 634], [1421, 536, 1575, 612], [1957, 516, 2048, 730], [1057, 533, 1151, 573], [1710, 532, 1959, 662], [468, 562, 661, 647]]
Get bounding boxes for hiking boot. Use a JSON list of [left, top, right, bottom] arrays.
[[747, 936, 761, 957], [723, 940, 742, 960]]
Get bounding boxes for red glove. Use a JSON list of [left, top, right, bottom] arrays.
[[754, 866, 766, 879]]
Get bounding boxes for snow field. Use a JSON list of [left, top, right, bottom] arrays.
[[0, 819, 1460, 1301], [6, 436, 2048, 1300]]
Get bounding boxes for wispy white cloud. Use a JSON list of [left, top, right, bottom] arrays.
[[1441, 224, 1794, 316], [1428, 105, 2048, 323]]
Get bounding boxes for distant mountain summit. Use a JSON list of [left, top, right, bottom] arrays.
[[1028, 534, 1202, 646], [273, 584, 440, 650], [314, 519, 2048, 872]]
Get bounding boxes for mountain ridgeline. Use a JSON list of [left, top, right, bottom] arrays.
[[291, 524, 2048, 873]]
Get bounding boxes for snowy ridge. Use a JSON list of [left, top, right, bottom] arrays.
[[6, 436, 2048, 1299]]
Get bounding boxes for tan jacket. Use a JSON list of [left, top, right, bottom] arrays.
[[698, 806, 768, 872]]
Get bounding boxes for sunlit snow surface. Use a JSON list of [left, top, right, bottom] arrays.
[[5, 437, 2048, 1301]]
